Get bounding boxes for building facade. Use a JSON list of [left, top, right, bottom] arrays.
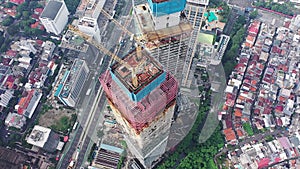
[[100, 49, 178, 168], [133, 0, 192, 85], [40, 0, 69, 35], [55, 59, 89, 107], [182, 0, 208, 86]]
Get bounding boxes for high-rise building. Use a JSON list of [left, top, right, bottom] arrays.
[[75, 0, 105, 19], [99, 49, 178, 168], [182, 0, 208, 87], [40, 0, 69, 35], [55, 59, 89, 107], [133, 0, 192, 84], [77, 17, 101, 43], [75, 0, 105, 43]]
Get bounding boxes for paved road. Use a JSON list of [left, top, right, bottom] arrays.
[[75, 1, 133, 168], [58, 1, 134, 168]]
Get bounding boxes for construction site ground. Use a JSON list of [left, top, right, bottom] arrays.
[[38, 105, 75, 129]]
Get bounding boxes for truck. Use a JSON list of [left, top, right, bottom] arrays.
[[67, 160, 75, 169], [86, 88, 91, 96]]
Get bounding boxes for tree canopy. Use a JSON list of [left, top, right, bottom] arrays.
[[222, 16, 246, 77], [2, 16, 14, 26], [254, 1, 295, 16]]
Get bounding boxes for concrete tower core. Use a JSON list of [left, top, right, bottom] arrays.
[[133, 0, 192, 85]]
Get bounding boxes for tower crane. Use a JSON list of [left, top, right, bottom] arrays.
[[69, 8, 149, 87], [100, 9, 144, 61], [68, 25, 144, 88]]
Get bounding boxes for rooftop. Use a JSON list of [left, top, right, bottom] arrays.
[[147, 0, 186, 16], [60, 59, 85, 98], [78, 17, 97, 28], [76, 0, 104, 18], [198, 32, 214, 45], [134, 3, 192, 47], [40, 1, 63, 20], [60, 30, 89, 52], [27, 125, 51, 148], [5, 112, 26, 129], [0, 147, 27, 169], [110, 49, 163, 93]]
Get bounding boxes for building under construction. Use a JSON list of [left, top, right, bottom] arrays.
[[99, 48, 178, 168], [133, 0, 192, 85], [99, 0, 194, 168], [182, 0, 208, 87]]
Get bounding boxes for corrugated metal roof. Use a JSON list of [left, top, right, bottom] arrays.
[[100, 144, 124, 154]]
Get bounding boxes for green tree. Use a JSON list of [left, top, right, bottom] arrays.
[[3, 2, 14, 8], [16, 1, 29, 13], [29, 1, 41, 9], [249, 10, 259, 19], [19, 77, 28, 84], [2, 16, 14, 26], [15, 13, 22, 20], [22, 11, 30, 19], [7, 24, 20, 35], [0, 38, 11, 53]]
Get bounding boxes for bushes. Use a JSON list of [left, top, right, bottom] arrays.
[[243, 122, 254, 136]]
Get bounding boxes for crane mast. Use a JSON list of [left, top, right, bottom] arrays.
[[68, 25, 141, 87]]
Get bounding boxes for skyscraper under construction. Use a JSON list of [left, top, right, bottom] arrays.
[[100, 0, 192, 168], [182, 0, 208, 87], [99, 49, 178, 168], [133, 0, 192, 85]]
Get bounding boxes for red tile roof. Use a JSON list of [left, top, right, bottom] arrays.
[[10, 0, 25, 4], [36, 40, 43, 46], [275, 105, 283, 112], [254, 108, 260, 115], [4, 75, 15, 89], [234, 109, 242, 117], [6, 50, 17, 57], [223, 128, 236, 141], [263, 107, 272, 114], [277, 118, 283, 126], [34, 8, 43, 14], [31, 22, 39, 29], [17, 90, 35, 115], [258, 158, 270, 169], [236, 129, 244, 137], [3, 8, 17, 17], [31, 14, 39, 20]]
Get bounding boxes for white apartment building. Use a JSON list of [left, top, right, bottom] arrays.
[[40, 0, 70, 35], [77, 17, 101, 43]]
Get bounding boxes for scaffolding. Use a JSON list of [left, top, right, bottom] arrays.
[[100, 71, 178, 133], [110, 49, 167, 102]]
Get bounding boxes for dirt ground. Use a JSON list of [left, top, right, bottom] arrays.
[[38, 107, 75, 128]]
